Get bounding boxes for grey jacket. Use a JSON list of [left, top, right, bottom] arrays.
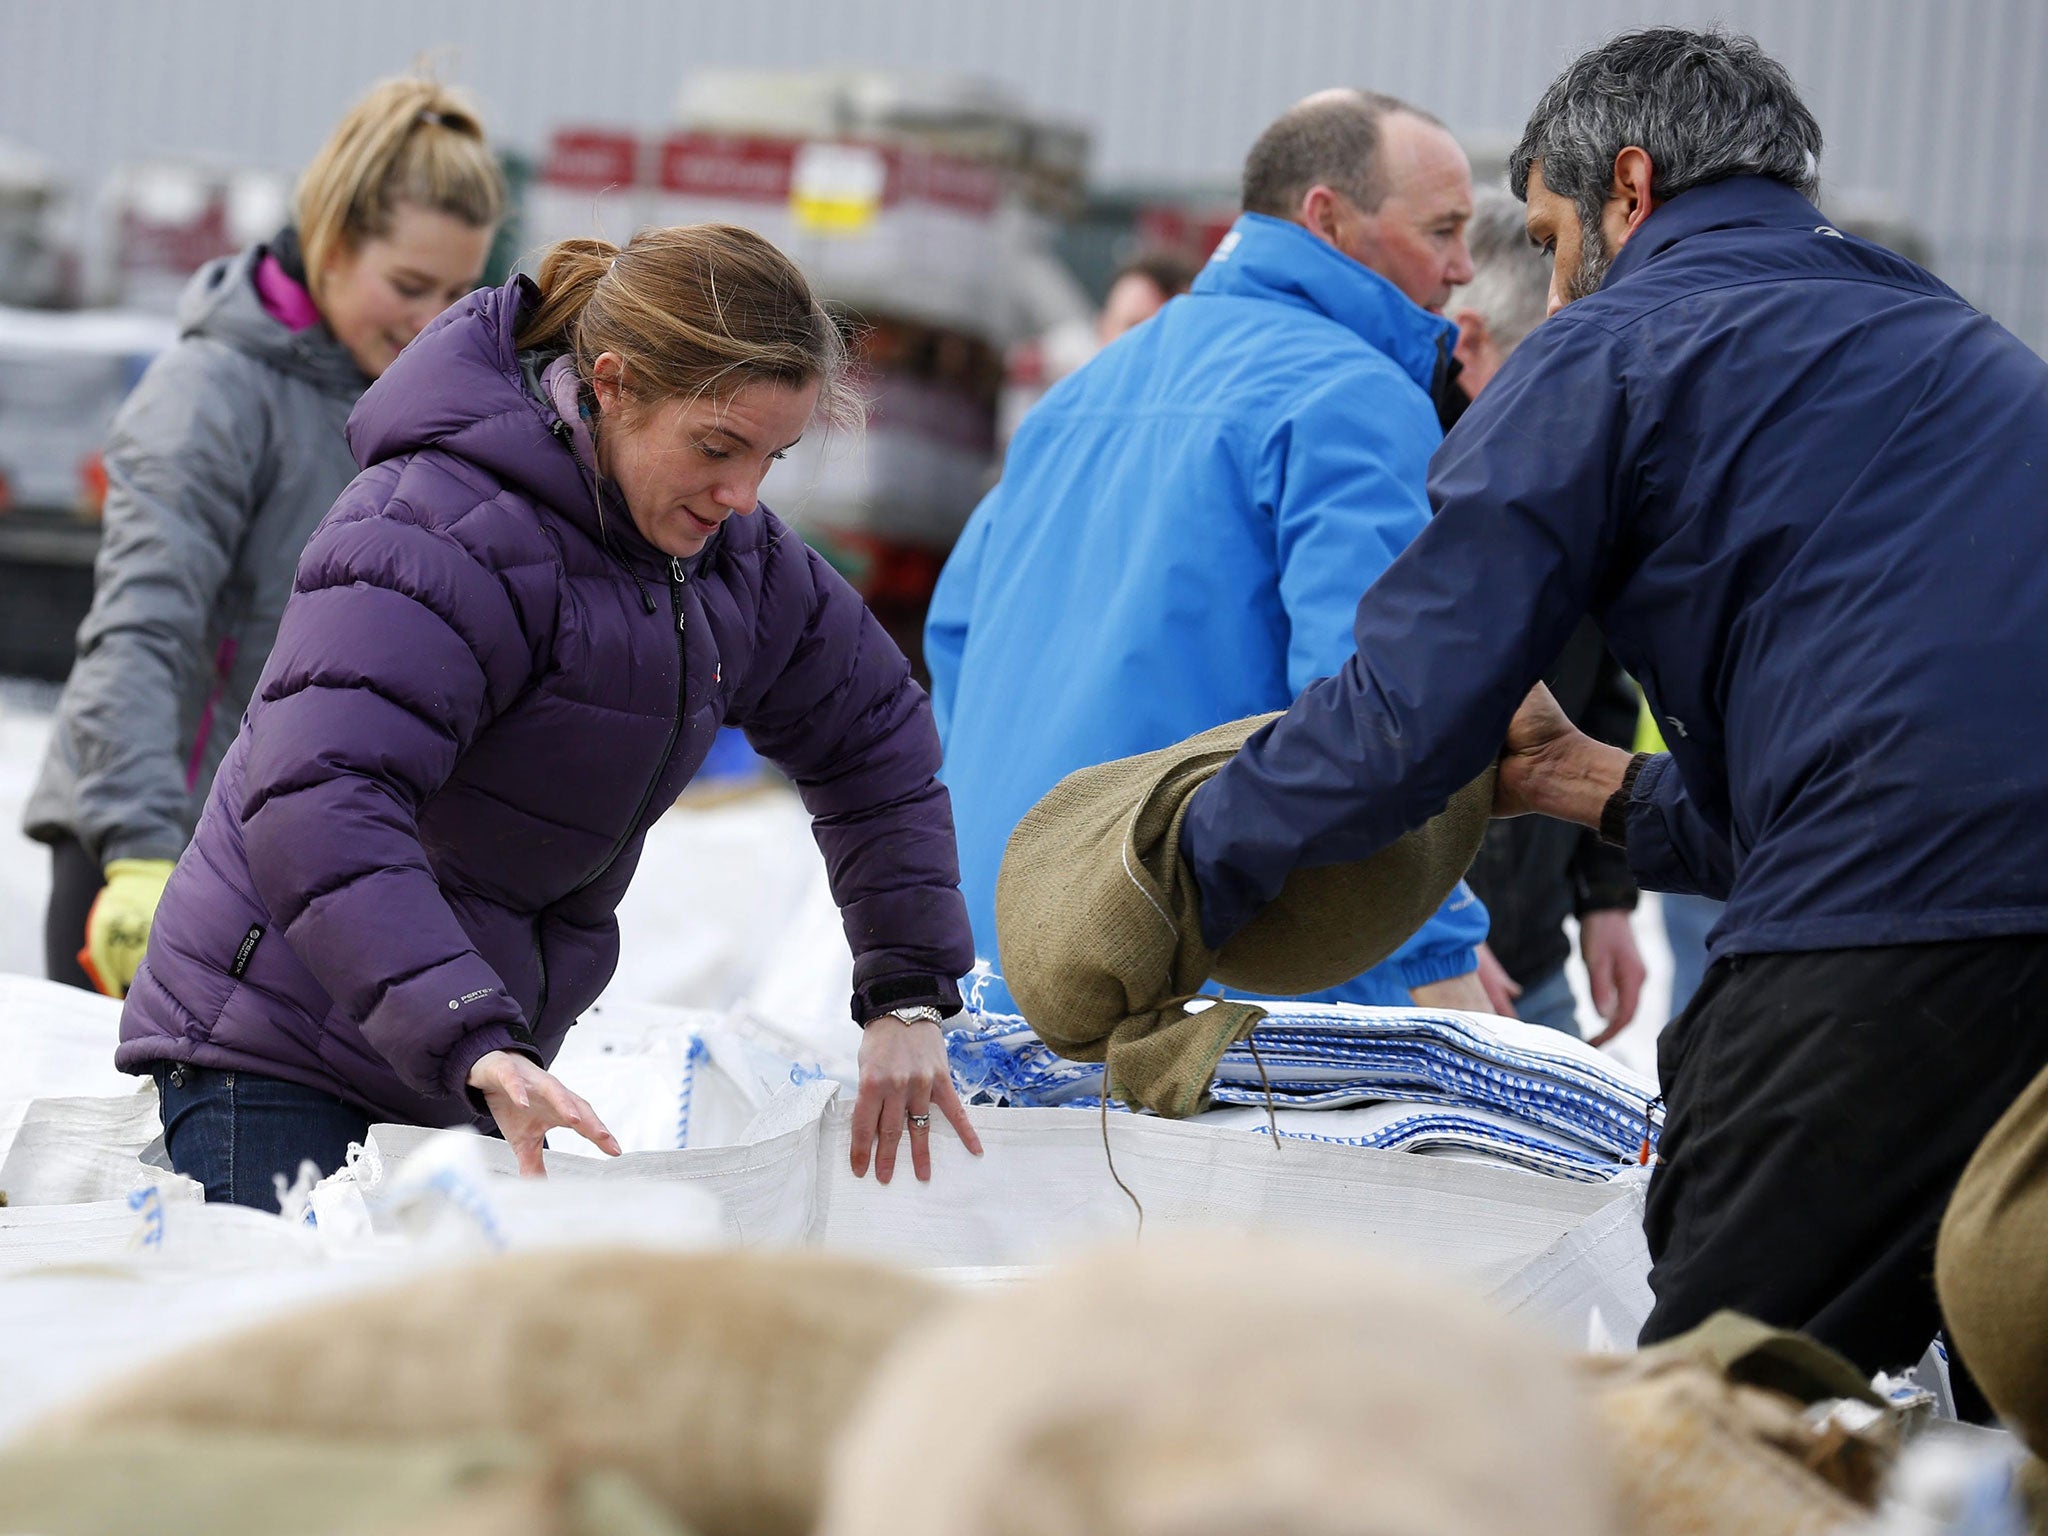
[[25, 242, 370, 866]]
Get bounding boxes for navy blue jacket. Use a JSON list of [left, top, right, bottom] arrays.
[[1185, 176, 2048, 964]]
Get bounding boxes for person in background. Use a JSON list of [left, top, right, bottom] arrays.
[[928, 89, 1491, 1017], [119, 225, 978, 1208], [1096, 246, 1203, 345], [1450, 188, 1645, 1041], [25, 77, 505, 1000]]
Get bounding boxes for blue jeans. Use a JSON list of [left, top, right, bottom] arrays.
[[1662, 893, 1726, 1017], [153, 1063, 372, 1211], [1513, 964, 1582, 1037]]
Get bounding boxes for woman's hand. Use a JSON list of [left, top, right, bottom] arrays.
[[466, 1049, 621, 1176], [850, 1018, 983, 1184]]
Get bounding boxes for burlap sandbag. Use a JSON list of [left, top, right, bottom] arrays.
[[1938, 1057, 2048, 1457], [1580, 1313, 1898, 1536], [0, 1429, 691, 1536], [32, 1248, 941, 1536], [997, 712, 1495, 1116], [817, 1234, 1616, 1536]]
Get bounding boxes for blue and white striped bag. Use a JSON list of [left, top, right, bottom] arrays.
[[947, 1000, 1663, 1183]]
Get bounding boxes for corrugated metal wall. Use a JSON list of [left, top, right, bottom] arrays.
[[4, 0, 2043, 348]]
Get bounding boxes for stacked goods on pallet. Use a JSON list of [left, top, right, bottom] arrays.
[[950, 1003, 1667, 1184]]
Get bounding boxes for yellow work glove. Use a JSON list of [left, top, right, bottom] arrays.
[[79, 858, 176, 999]]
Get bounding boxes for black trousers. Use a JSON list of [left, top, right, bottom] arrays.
[[44, 833, 103, 992], [1642, 935, 2048, 1417]]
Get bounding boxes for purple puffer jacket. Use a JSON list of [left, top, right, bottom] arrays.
[[117, 276, 973, 1126]]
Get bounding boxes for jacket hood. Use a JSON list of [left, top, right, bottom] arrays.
[[345, 276, 663, 565], [177, 242, 368, 398], [1193, 213, 1456, 393]]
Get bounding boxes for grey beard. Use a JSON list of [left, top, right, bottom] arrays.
[[1563, 215, 1613, 304]]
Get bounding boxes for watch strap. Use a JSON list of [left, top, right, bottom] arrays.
[[1599, 752, 1653, 849], [851, 972, 961, 1026]]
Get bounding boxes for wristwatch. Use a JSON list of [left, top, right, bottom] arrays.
[[884, 1004, 945, 1026]]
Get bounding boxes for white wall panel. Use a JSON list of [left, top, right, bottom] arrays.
[[1, 0, 2041, 345]]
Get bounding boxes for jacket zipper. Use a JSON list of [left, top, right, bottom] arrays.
[[531, 930, 551, 1031], [566, 555, 690, 896]]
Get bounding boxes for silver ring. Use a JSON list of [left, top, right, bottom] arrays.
[[907, 1113, 932, 1130]]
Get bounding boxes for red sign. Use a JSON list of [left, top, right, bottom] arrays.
[[542, 129, 641, 190], [1137, 204, 1237, 261], [654, 132, 1003, 217], [887, 148, 1001, 217], [657, 134, 797, 201]]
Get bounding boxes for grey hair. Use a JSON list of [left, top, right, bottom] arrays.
[[1241, 89, 1443, 219], [1444, 187, 1550, 351], [1508, 27, 1822, 230]]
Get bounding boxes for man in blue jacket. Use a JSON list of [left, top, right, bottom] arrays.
[[1181, 28, 2048, 1404], [928, 89, 1489, 1016]]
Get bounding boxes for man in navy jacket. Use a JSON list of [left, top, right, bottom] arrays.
[[1182, 27, 2048, 1403]]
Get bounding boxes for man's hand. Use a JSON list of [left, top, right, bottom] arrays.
[[1493, 683, 1634, 828], [1579, 909, 1647, 1047], [850, 1018, 983, 1184], [1409, 970, 1492, 1014], [1473, 942, 1522, 1018], [466, 1050, 621, 1176]]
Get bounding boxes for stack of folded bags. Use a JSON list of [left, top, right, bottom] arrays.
[[948, 1002, 1664, 1183]]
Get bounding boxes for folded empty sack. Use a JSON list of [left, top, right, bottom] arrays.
[[996, 712, 1495, 1117]]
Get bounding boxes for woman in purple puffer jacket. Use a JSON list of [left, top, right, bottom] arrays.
[[119, 225, 980, 1208]]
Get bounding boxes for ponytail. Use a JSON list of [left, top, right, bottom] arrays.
[[515, 224, 861, 435], [294, 76, 505, 299], [513, 237, 619, 354]]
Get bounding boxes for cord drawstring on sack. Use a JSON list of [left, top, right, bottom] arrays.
[[1638, 1093, 1665, 1166]]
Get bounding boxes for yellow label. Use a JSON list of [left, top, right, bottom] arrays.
[[790, 143, 886, 236]]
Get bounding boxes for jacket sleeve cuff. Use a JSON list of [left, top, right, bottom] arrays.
[[851, 972, 964, 1027], [1574, 888, 1641, 917], [1622, 753, 1723, 898], [445, 1020, 544, 1113], [1394, 943, 1481, 989], [1571, 834, 1641, 915], [99, 831, 189, 869]]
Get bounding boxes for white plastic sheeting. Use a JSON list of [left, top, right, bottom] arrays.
[[357, 1094, 1650, 1301], [0, 1088, 1652, 1439], [0, 970, 1654, 1444], [0, 1091, 191, 1205], [0, 973, 133, 1162]]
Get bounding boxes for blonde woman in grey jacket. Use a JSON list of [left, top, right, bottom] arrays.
[[26, 77, 503, 996]]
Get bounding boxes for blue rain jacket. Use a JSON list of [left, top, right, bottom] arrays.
[[929, 213, 1488, 1012], [1186, 177, 2048, 964]]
